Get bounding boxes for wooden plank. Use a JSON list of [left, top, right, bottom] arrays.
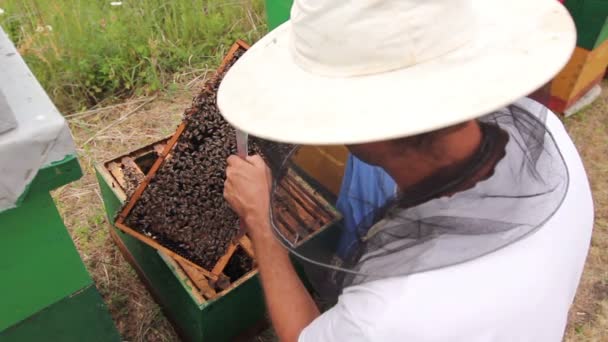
[[107, 162, 127, 189], [107, 137, 171, 168], [119, 157, 145, 196], [287, 170, 339, 221], [275, 186, 314, 236], [272, 209, 298, 245], [280, 182, 324, 228], [125, 137, 171, 158], [177, 260, 218, 299], [122, 156, 145, 176], [98, 164, 127, 202], [211, 242, 239, 275], [283, 171, 342, 247]]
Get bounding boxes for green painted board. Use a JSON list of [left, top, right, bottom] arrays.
[[595, 18, 608, 49], [156, 249, 267, 341], [28, 154, 82, 194], [198, 272, 266, 341], [565, 0, 608, 49], [1, 284, 120, 342], [0, 189, 92, 330], [114, 228, 206, 340], [266, 0, 293, 30]]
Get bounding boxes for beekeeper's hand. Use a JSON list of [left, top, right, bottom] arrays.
[[224, 154, 273, 238]]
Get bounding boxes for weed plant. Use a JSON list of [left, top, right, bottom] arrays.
[[0, 0, 265, 112]]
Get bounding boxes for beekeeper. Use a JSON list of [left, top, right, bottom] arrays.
[[219, 0, 594, 341]]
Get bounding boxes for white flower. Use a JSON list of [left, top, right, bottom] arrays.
[[35, 25, 53, 33], [0, 8, 5, 15], [110, 1, 123, 6]]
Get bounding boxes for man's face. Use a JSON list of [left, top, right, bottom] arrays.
[[346, 141, 393, 167]]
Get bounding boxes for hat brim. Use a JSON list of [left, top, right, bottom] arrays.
[[218, 0, 575, 145]]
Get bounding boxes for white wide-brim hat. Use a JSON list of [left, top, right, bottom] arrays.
[[218, 0, 576, 145]]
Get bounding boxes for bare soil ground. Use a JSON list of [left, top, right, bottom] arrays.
[[53, 80, 608, 341]]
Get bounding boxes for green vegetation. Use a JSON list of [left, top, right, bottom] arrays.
[[0, 0, 265, 112]]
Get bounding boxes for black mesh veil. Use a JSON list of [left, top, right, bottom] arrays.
[[257, 98, 568, 295]]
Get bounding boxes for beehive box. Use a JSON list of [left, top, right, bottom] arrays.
[[530, 38, 608, 113], [529, 0, 608, 114], [548, 39, 608, 112], [564, 0, 608, 50], [96, 140, 341, 341], [96, 41, 343, 341]]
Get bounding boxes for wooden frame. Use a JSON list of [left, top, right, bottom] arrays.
[[109, 39, 341, 299], [114, 41, 251, 282], [102, 140, 342, 302], [107, 141, 340, 284]]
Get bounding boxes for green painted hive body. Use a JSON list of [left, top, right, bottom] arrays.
[[1, 158, 121, 342], [0, 25, 120, 341], [565, 0, 608, 50]]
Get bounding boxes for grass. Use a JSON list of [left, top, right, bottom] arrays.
[[0, 0, 265, 113]]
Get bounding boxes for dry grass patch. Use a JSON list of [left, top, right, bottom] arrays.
[[563, 81, 608, 341]]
